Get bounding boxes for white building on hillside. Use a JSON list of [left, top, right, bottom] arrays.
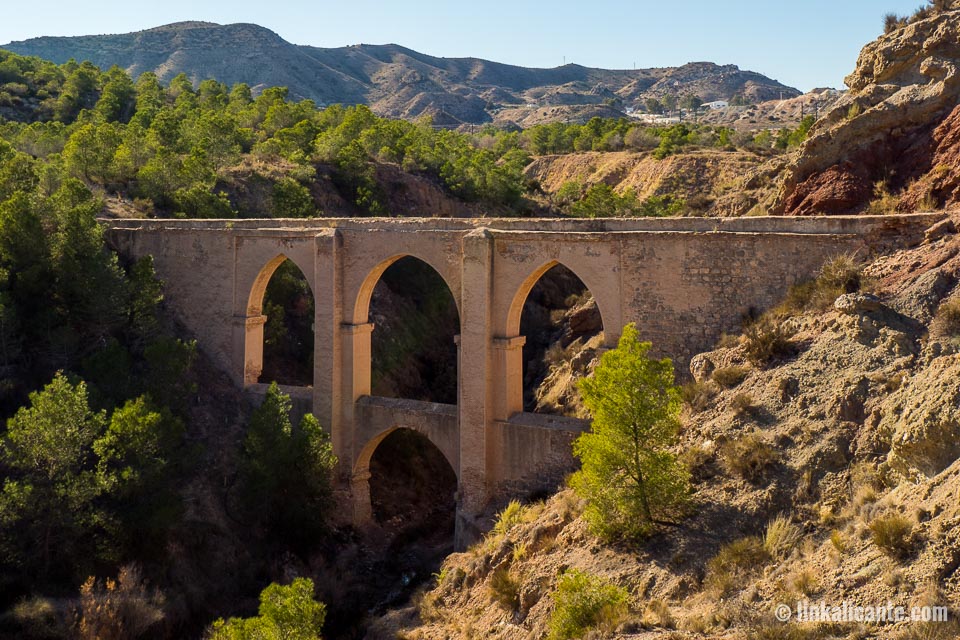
[[702, 100, 729, 110]]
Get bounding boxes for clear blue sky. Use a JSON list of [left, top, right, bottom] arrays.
[[0, 0, 925, 91]]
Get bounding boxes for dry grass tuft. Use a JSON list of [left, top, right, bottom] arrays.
[[931, 297, 960, 339], [869, 513, 914, 560], [712, 365, 749, 388], [703, 536, 770, 597], [681, 380, 717, 412], [764, 515, 802, 560], [489, 566, 521, 611], [721, 433, 779, 482], [743, 317, 796, 366]]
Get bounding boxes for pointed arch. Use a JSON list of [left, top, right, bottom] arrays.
[[505, 260, 608, 338], [352, 425, 459, 482], [501, 260, 606, 417], [243, 254, 315, 386], [351, 254, 461, 404], [352, 253, 461, 325], [247, 253, 315, 316], [350, 425, 458, 529]]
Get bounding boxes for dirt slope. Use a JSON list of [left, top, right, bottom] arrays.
[[371, 213, 960, 640], [525, 150, 777, 216]]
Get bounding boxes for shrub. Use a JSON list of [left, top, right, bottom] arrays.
[[818, 254, 864, 294], [548, 570, 629, 640], [638, 194, 684, 217], [208, 578, 325, 640], [624, 128, 660, 151], [868, 180, 900, 215], [545, 341, 574, 367], [642, 599, 674, 628], [830, 530, 849, 554], [884, 13, 906, 34], [681, 380, 716, 412], [703, 537, 770, 597], [76, 565, 165, 640], [492, 500, 525, 537], [764, 515, 802, 560], [680, 444, 715, 482], [729, 392, 758, 419], [711, 365, 748, 388], [869, 514, 914, 560], [489, 566, 520, 611], [11, 596, 69, 638], [742, 316, 795, 366], [721, 433, 779, 482], [789, 568, 820, 597], [779, 254, 866, 316], [932, 297, 960, 337]]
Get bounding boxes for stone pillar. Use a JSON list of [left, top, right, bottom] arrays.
[[350, 468, 373, 526], [233, 314, 267, 386], [312, 229, 341, 454], [341, 321, 374, 524], [493, 335, 526, 420], [341, 322, 374, 402], [456, 228, 494, 549]]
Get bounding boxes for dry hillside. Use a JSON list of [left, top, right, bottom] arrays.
[[369, 213, 960, 640], [525, 150, 781, 217]]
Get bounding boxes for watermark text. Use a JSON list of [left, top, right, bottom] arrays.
[[774, 601, 949, 624]]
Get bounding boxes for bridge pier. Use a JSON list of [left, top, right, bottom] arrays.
[[492, 335, 526, 419], [350, 469, 373, 526], [237, 314, 267, 385], [455, 228, 495, 548]]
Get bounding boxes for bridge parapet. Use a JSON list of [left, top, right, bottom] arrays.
[[104, 212, 944, 237]]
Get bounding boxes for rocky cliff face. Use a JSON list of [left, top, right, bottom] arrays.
[[774, 7, 960, 215]]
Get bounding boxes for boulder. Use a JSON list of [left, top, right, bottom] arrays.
[[834, 293, 885, 315], [879, 354, 960, 480], [567, 303, 602, 335], [925, 218, 958, 243]]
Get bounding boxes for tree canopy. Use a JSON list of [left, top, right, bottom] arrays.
[[571, 323, 690, 540]]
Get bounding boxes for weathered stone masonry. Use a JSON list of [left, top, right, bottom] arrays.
[[104, 214, 940, 545]]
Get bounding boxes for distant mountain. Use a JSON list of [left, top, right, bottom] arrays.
[[2, 21, 802, 125]]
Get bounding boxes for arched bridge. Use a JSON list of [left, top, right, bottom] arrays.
[[105, 214, 938, 544]]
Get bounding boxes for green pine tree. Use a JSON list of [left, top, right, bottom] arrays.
[[571, 323, 691, 541]]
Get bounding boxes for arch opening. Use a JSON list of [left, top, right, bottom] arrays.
[[517, 263, 604, 417], [368, 428, 457, 533], [366, 256, 460, 404], [258, 259, 314, 386]]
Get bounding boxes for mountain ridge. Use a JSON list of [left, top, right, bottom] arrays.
[[2, 21, 801, 125]]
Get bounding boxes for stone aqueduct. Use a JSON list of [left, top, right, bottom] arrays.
[[105, 214, 938, 543]]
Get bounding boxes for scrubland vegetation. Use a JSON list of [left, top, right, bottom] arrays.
[[0, 48, 814, 222]]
